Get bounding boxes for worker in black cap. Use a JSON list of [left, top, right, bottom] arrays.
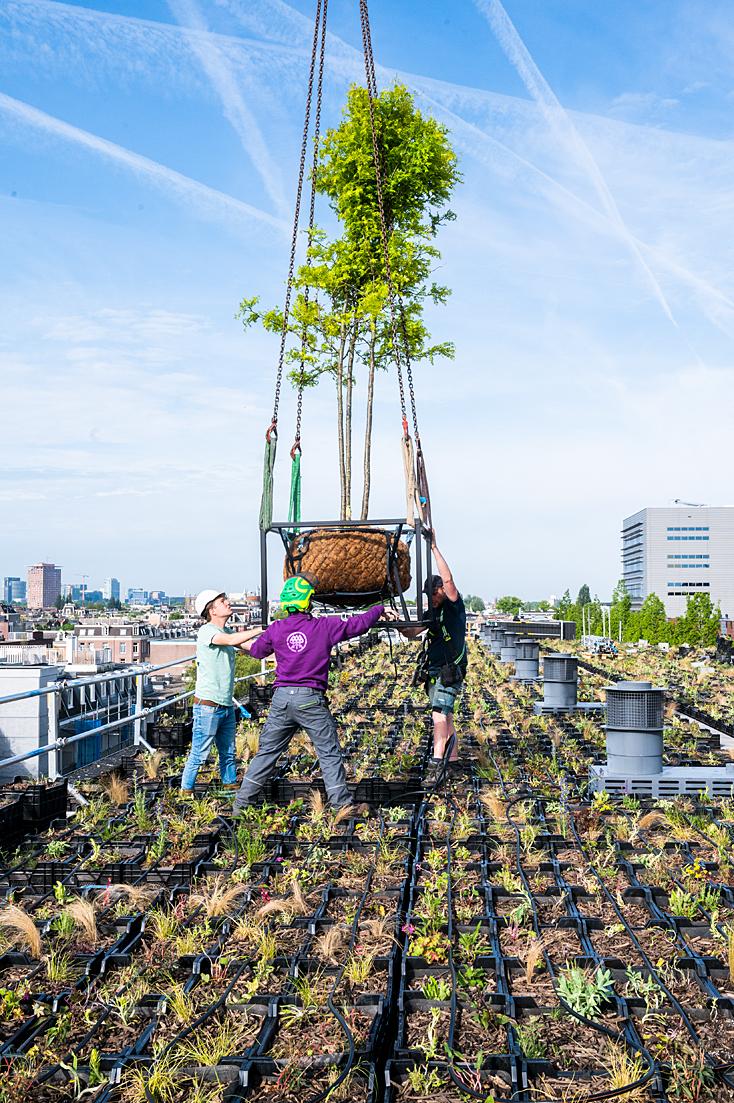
[[400, 535, 466, 778]]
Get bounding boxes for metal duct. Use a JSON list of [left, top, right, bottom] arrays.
[[542, 653, 578, 709], [499, 631, 519, 663], [605, 681, 665, 775], [514, 637, 540, 680]]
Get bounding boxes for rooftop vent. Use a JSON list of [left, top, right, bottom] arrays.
[[604, 681, 664, 775], [499, 631, 520, 664], [513, 637, 540, 682], [541, 653, 578, 710]]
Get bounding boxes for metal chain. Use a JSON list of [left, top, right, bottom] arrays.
[[358, 0, 422, 444], [293, 0, 329, 455], [269, 0, 324, 438]]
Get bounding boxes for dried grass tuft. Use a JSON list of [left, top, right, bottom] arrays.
[[359, 916, 395, 955], [66, 898, 98, 946], [479, 788, 505, 822], [638, 810, 668, 831], [191, 877, 248, 918], [524, 938, 544, 985], [0, 904, 42, 957], [142, 751, 164, 779], [316, 923, 348, 962], [102, 773, 130, 806], [308, 789, 326, 819], [333, 804, 357, 826], [107, 884, 156, 910]]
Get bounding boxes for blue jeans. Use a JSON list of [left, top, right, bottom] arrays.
[[233, 687, 351, 811], [181, 704, 237, 790]]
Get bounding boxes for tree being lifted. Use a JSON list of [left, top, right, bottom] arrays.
[[239, 83, 459, 520]]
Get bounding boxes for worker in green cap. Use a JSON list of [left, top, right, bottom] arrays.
[[233, 575, 395, 813]]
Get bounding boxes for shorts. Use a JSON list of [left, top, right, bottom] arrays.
[[427, 671, 463, 715]]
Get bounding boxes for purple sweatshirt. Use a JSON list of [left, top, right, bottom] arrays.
[[249, 604, 384, 690]]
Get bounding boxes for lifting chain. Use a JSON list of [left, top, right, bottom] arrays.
[[358, 0, 422, 447], [293, 0, 329, 456], [269, 0, 325, 441]]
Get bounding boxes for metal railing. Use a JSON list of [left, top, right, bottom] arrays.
[[0, 656, 274, 780]]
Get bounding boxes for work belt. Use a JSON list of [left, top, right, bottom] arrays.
[[193, 697, 230, 708]]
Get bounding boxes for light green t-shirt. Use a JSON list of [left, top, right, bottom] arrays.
[[195, 623, 235, 706]]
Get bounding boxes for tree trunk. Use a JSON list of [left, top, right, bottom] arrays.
[[360, 333, 376, 520], [335, 325, 347, 520], [344, 323, 357, 521]]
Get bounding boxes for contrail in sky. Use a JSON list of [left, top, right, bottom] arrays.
[[0, 92, 287, 235], [167, 0, 290, 220], [474, 0, 679, 328]]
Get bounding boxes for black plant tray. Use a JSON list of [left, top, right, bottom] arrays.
[[0, 779, 68, 828], [238, 1057, 379, 1101], [384, 1056, 519, 1103]]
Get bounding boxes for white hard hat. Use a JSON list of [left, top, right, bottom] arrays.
[[194, 589, 225, 616]]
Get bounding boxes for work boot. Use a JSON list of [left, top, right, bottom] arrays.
[[424, 759, 446, 787], [220, 783, 239, 790], [179, 788, 195, 798]]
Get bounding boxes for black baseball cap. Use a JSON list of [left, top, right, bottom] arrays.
[[423, 574, 444, 595]]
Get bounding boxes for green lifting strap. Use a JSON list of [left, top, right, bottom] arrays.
[[259, 431, 277, 531], [288, 450, 302, 526]]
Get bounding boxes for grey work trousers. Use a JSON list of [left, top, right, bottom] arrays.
[[233, 686, 351, 812]]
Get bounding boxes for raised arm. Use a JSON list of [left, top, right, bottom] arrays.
[[431, 538, 459, 603], [211, 627, 264, 648]]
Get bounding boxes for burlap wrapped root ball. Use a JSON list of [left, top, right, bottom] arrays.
[[284, 528, 411, 601]]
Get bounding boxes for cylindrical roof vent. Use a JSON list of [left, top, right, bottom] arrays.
[[605, 681, 664, 775], [514, 637, 539, 681], [500, 631, 519, 663], [542, 653, 578, 709]]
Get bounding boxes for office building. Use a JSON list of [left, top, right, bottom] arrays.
[[103, 577, 121, 602], [27, 563, 62, 609], [3, 577, 26, 604], [127, 588, 149, 604], [622, 506, 734, 617]]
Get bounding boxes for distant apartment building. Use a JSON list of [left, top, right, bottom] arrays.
[[103, 577, 121, 602], [27, 563, 61, 609], [73, 621, 152, 664], [622, 506, 734, 618], [3, 577, 26, 604]]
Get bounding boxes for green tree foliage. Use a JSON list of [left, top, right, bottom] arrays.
[[638, 593, 669, 643], [464, 595, 486, 612], [674, 593, 721, 647], [496, 595, 523, 616], [239, 84, 460, 520], [576, 584, 591, 607]]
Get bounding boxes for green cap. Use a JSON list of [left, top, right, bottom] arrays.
[[280, 575, 315, 612]]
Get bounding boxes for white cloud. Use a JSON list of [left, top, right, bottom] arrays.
[[0, 92, 287, 236]]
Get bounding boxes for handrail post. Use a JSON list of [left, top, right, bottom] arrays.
[[133, 673, 144, 747], [47, 689, 60, 780]]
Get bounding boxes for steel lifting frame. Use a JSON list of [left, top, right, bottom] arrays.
[[259, 517, 434, 629]]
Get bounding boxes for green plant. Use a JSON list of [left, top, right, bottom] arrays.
[[457, 923, 490, 962], [405, 1064, 443, 1094], [624, 967, 664, 1011], [667, 888, 699, 919], [457, 964, 486, 991], [514, 1017, 547, 1059], [557, 965, 614, 1019], [421, 975, 451, 1000]]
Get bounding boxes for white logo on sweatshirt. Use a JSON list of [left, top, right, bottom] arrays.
[[286, 631, 308, 653]]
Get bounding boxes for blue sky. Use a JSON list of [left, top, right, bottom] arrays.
[[2, 0, 734, 602]]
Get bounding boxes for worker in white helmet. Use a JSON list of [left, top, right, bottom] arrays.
[[180, 590, 262, 794]]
